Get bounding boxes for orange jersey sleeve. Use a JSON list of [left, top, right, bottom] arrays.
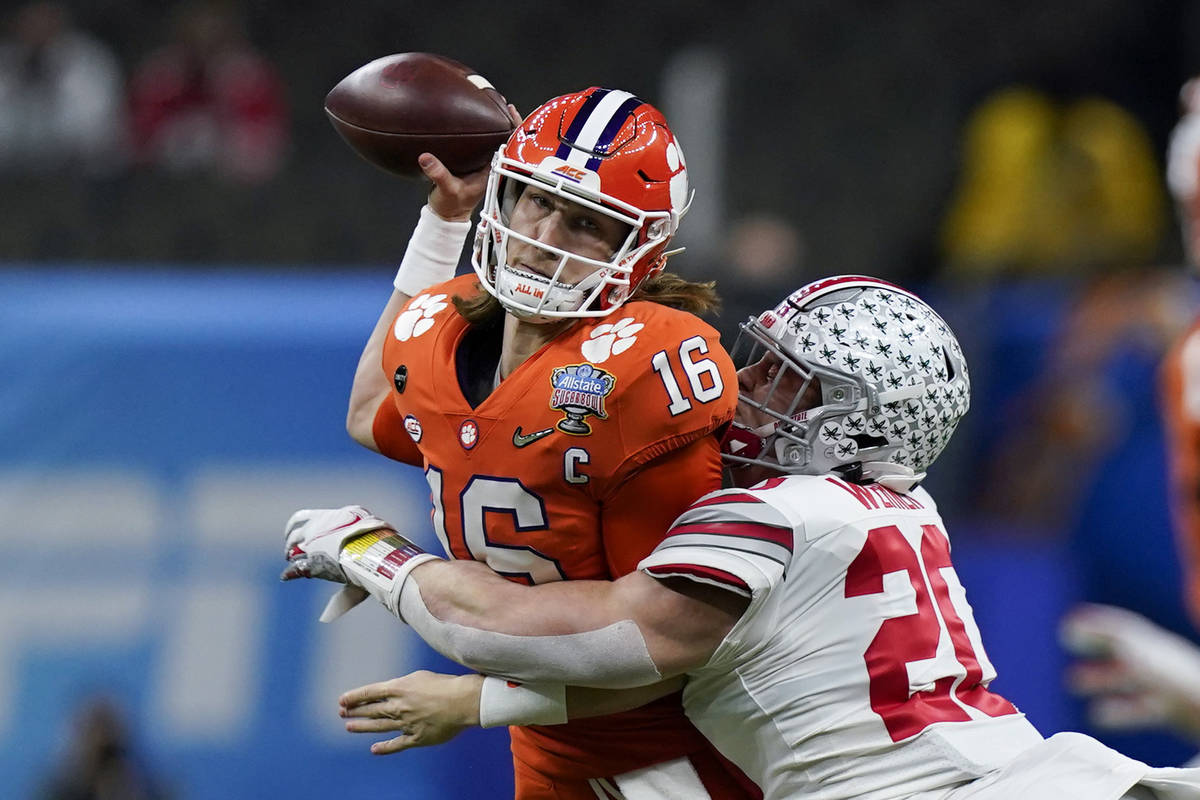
[[371, 390, 424, 466], [1161, 319, 1200, 625]]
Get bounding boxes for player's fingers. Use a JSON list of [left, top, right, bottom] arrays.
[[418, 152, 454, 186], [339, 681, 399, 709], [285, 508, 315, 532], [345, 716, 408, 734], [1065, 661, 1137, 694], [370, 734, 416, 755], [279, 559, 310, 582], [341, 699, 402, 720], [507, 103, 522, 126], [1089, 695, 1168, 730]]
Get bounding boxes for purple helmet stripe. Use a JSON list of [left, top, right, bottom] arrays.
[[584, 95, 644, 170], [555, 88, 611, 160]]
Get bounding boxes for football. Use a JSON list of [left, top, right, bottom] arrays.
[[324, 52, 515, 178]]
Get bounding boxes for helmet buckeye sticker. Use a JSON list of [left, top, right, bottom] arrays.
[[549, 363, 616, 435]]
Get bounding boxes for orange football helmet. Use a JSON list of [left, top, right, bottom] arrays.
[[472, 87, 691, 320]]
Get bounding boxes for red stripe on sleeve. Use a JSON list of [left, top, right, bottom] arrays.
[[669, 521, 794, 552], [644, 563, 751, 591], [689, 492, 763, 509]]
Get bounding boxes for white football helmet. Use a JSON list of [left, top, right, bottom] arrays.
[[722, 276, 970, 489]]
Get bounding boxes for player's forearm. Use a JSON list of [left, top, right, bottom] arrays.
[[477, 675, 686, 730], [399, 564, 665, 688], [565, 676, 685, 719], [413, 559, 618, 635], [346, 290, 411, 451], [398, 563, 742, 686]]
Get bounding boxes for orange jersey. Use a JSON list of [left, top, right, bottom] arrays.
[[1161, 316, 1200, 626], [376, 276, 742, 782]]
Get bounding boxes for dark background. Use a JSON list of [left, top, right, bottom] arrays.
[[3, 0, 1197, 274]]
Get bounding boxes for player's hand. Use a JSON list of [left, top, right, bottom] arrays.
[[280, 505, 393, 584], [339, 670, 484, 754], [421, 104, 521, 222], [1060, 602, 1200, 741]]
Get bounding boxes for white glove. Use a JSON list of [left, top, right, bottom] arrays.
[[281, 505, 393, 583], [1060, 602, 1200, 741], [281, 504, 440, 622]]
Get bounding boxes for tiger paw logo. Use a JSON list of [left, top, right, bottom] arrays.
[[550, 363, 615, 435], [580, 317, 643, 363], [393, 293, 448, 341]]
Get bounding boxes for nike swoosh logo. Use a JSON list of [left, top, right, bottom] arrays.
[[330, 513, 364, 532], [512, 426, 555, 447]]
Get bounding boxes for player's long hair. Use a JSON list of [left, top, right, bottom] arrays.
[[452, 272, 720, 323]]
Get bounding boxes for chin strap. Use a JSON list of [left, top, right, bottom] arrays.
[[860, 461, 925, 493]]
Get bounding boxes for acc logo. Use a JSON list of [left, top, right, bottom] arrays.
[[459, 419, 479, 450], [403, 414, 422, 443], [550, 363, 615, 435], [552, 164, 589, 182]]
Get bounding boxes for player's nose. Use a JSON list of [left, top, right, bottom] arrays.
[[531, 211, 568, 248]]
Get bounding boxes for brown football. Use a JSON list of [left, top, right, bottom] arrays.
[[324, 52, 515, 178]]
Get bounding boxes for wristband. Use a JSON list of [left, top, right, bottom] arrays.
[[338, 529, 441, 616], [478, 676, 568, 728], [393, 204, 473, 296]]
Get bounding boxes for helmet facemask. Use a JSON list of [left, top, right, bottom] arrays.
[[473, 155, 673, 321], [724, 319, 876, 477]]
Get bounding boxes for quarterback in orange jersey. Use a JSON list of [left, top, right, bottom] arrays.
[[313, 87, 758, 799]]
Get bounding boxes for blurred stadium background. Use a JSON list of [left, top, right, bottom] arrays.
[[4, 0, 1200, 796]]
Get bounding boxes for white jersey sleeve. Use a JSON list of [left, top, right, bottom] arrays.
[[637, 487, 799, 598]]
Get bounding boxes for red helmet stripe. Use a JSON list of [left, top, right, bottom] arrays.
[[785, 274, 911, 311]]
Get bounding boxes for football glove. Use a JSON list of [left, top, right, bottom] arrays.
[[1061, 602, 1200, 741], [281, 505, 440, 622]]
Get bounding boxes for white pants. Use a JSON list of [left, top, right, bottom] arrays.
[[945, 732, 1200, 800]]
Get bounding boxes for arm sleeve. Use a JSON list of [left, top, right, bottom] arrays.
[[371, 395, 424, 466], [600, 433, 724, 577]]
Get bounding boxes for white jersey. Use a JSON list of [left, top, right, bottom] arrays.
[[639, 474, 1200, 799], [638, 474, 1045, 800]]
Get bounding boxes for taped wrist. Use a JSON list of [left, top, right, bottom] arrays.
[[393, 204, 472, 295], [338, 530, 441, 616], [478, 676, 568, 728]]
